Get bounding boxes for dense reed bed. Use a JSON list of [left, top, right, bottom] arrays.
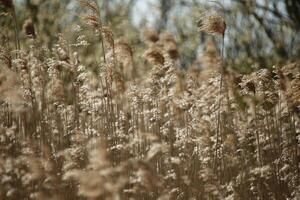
[[0, 0, 299, 199]]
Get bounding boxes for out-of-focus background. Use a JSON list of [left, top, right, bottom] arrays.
[[1, 0, 300, 72]]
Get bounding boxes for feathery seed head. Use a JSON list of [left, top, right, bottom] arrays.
[[144, 46, 165, 66], [78, 0, 99, 14], [197, 14, 226, 36], [161, 32, 179, 60], [79, 0, 102, 29], [102, 26, 114, 49], [84, 14, 101, 28], [143, 28, 159, 43], [115, 39, 133, 58]]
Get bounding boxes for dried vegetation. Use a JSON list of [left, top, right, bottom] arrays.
[[0, 0, 299, 200]]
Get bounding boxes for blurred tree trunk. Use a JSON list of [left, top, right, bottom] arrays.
[[284, 0, 300, 30], [158, 0, 173, 31], [25, 0, 38, 23], [233, 0, 290, 59]]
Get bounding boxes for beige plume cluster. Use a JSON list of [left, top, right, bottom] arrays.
[[197, 14, 226, 36]]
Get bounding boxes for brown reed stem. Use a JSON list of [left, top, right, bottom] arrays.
[[213, 34, 225, 172]]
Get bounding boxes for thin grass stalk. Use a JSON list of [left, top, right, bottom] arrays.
[[274, 98, 282, 154], [254, 106, 263, 167], [93, 0, 107, 64], [265, 111, 275, 155], [289, 114, 298, 171], [213, 34, 225, 172], [100, 30, 106, 63]]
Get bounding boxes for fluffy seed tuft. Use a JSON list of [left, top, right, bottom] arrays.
[[197, 14, 226, 36]]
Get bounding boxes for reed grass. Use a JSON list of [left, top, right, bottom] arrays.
[[0, 1, 299, 199]]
